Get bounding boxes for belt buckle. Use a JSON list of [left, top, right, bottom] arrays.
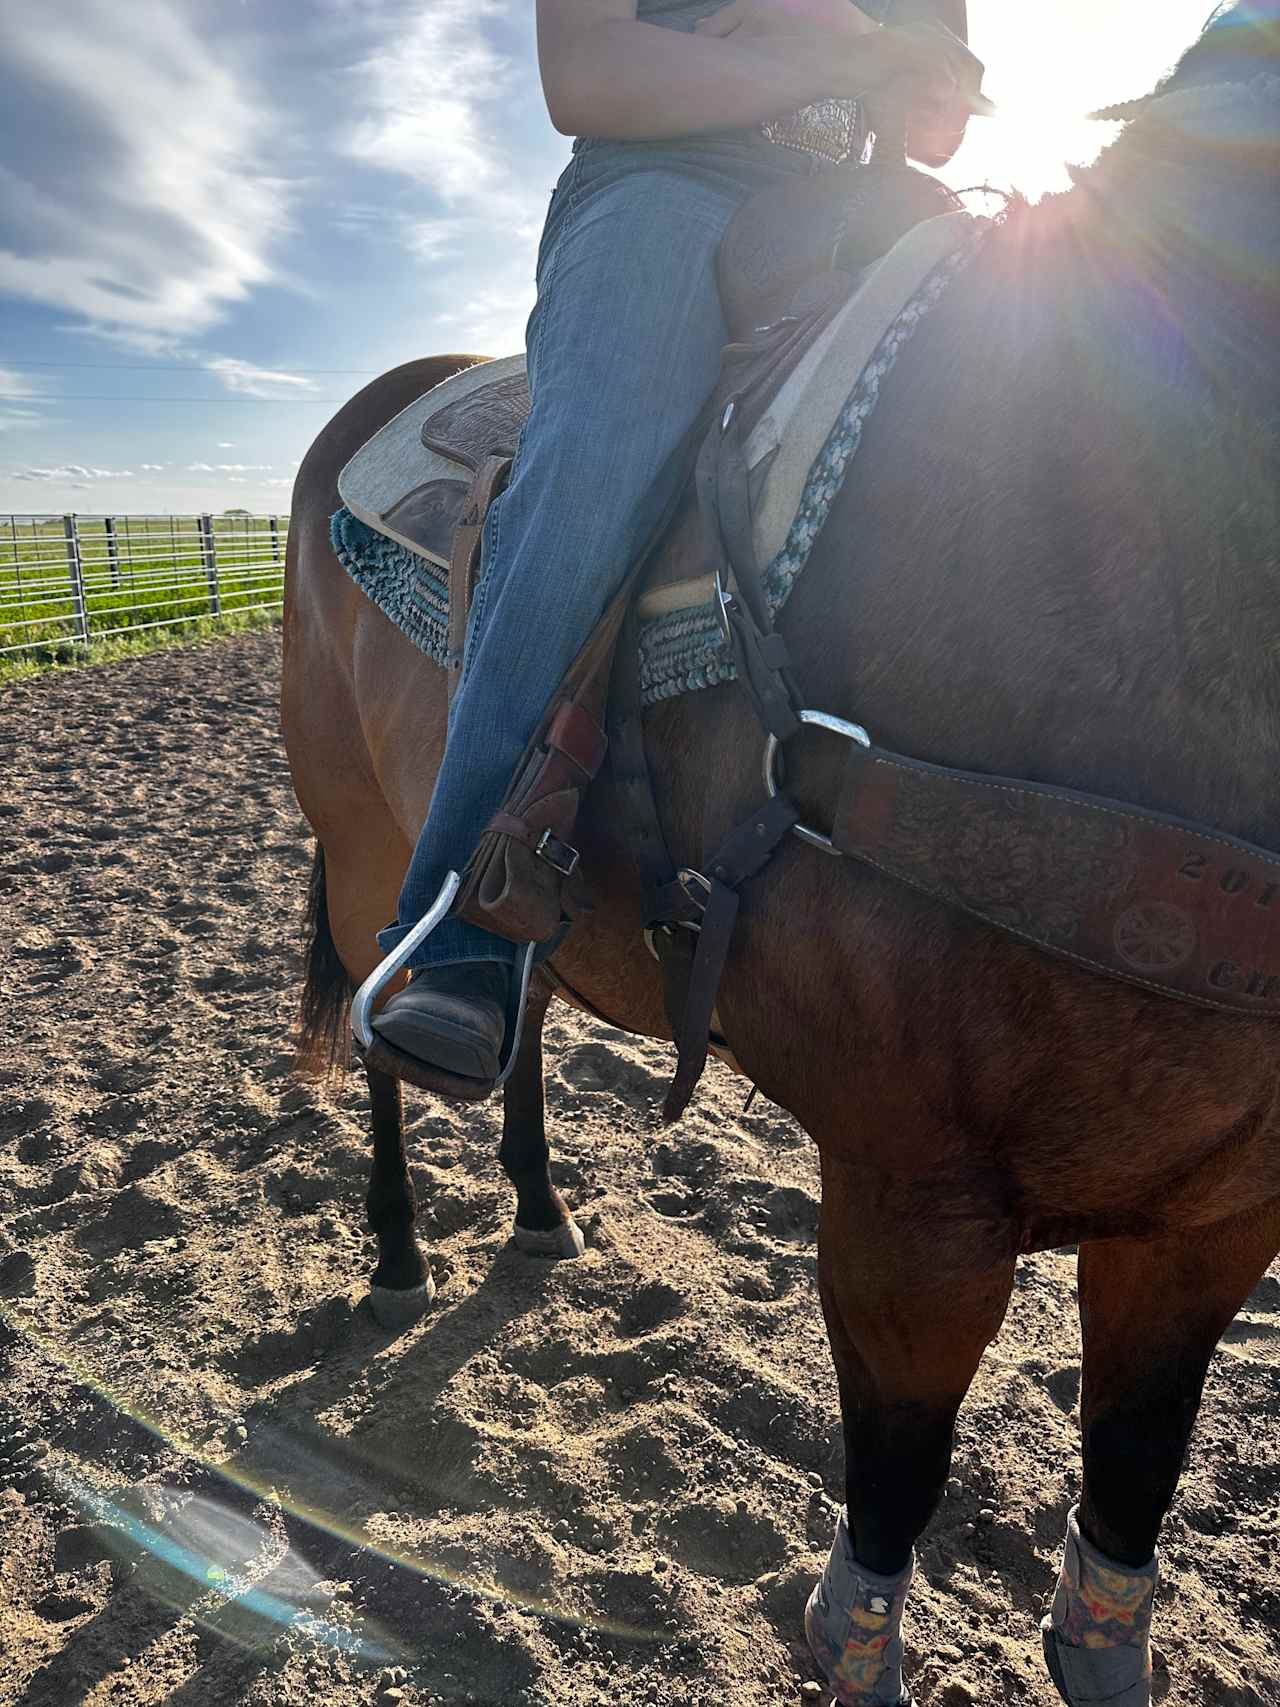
[[760, 99, 858, 166], [535, 829, 580, 877], [677, 867, 713, 915]]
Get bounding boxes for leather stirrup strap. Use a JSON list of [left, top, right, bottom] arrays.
[[694, 391, 803, 743], [608, 603, 685, 921], [661, 793, 800, 1122], [605, 388, 732, 919], [446, 453, 512, 698]]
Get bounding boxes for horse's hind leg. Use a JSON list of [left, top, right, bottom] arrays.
[[1042, 1202, 1280, 1705], [809, 1149, 1016, 1701], [500, 976, 585, 1259]]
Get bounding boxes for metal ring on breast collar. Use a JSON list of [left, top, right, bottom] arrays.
[[762, 709, 871, 855]]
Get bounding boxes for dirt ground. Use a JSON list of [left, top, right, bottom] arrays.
[[0, 628, 1277, 1707]]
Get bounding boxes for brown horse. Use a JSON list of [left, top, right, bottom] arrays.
[[282, 9, 1280, 1697]]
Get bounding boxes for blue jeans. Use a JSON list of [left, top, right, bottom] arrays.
[[380, 137, 836, 969]]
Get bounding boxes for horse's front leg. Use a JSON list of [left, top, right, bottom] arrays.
[[365, 1063, 435, 1327], [809, 1146, 1016, 1705], [500, 976, 585, 1258], [1044, 1204, 1280, 1707]]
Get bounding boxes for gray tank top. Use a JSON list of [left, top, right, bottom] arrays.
[[636, 0, 731, 29], [637, 0, 895, 27]]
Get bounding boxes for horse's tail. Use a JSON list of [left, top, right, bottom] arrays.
[[297, 843, 352, 1078]]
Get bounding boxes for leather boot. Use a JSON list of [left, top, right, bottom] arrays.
[[371, 961, 511, 1080]]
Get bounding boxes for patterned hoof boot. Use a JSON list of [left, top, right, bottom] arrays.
[[1041, 1507, 1156, 1707], [805, 1507, 915, 1706], [372, 962, 510, 1080]]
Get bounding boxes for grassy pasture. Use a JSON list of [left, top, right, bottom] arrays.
[[0, 513, 289, 678]]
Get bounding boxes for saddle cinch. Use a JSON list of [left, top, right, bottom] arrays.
[[339, 167, 967, 976]]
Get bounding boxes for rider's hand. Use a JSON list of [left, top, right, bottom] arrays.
[[696, 4, 993, 122], [871, 19, 991, 117]]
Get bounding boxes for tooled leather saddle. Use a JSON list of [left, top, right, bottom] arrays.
[[368, 164, 963, 710]]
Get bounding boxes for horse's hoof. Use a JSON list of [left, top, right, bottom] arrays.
[[513, 1218, 586, 1259], [368, 1277, 436, 1329]]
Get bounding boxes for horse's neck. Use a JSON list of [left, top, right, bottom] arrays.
[[795, 114, 1280, 850]]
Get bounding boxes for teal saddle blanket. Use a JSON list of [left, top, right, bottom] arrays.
[[329, 230, 979, 709]]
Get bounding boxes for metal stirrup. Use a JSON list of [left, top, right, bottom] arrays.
[[350, 870, 537, 1089]]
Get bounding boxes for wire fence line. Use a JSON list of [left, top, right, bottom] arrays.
[[0, 512, 289, 662]]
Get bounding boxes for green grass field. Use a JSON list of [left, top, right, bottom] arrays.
[[0, 513, 289, 678]]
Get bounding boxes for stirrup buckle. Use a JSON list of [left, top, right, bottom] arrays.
[[535, 829, 580, 877]]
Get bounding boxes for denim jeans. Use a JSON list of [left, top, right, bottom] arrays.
[[380, 137, 843, 969]]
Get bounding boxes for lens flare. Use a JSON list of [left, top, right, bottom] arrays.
[[2, 1299, 664, 1650]]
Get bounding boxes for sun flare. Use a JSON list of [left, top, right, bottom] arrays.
[[947, 98, 1120, 202], [941, 0, 1217, 203]]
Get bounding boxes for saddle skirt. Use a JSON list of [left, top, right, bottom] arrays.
[[337, 209, 976, 630]]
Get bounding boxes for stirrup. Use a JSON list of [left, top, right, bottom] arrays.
[[350, 871, 536, 1099]]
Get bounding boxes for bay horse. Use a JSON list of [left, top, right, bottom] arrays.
[[282, 7, 1280, 1697]]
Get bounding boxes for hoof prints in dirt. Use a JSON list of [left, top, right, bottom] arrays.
[[2, 630, 1278, 1707]]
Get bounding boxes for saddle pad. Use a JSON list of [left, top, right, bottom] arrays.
[[332, 212, 987, 708]]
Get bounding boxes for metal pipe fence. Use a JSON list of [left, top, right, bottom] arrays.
[[0, 512, 290, 661]]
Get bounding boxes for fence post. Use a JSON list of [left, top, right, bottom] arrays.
[[104, 514, 120, 590], [269, 514, 281, 562], [200, 513, 220, 617], [64, 513, 90, 649]]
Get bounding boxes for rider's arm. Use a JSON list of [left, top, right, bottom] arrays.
[[536, 0, 934, 140]]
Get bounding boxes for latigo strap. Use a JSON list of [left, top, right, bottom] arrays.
[[446, 454, 511, 698], [832, 742, 1280, 1016]]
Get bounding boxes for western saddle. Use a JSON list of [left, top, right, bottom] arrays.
[[346, 161, 965, 1101], [397, 164, 963, 704]]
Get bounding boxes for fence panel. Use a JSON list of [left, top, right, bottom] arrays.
[[0, 512, 290, 662]]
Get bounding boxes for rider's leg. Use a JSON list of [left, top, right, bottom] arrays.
[[374, 144, 798, 1068]]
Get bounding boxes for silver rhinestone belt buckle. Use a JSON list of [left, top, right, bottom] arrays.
[[761, 99, 859, 166]]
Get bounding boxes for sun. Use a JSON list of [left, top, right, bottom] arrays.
[[940, 0, 1215, 204], [942, 97, 1120, 204]]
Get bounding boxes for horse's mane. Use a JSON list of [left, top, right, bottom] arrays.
[[825, 0, 1280, 837], [979, 0, 1280, 425], [1153, 0, 1280, 97]]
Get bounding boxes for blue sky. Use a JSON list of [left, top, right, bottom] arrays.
[[0, 0, 1213, 516]]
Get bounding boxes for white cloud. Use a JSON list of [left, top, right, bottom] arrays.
[[0, 367, 42, 401], [207, 357, 318, 399], [185, 461, 273, 473], [0, 410, 41, 433], [345, 0, 542, 259], [11, 464, 133, 481], [347, 0, 509, 202], [436, 283, 536, 360], [404, 218, 468, 263], [0, 0, 290, 348], [140, 463, 165, 472], [217, 442, 236, 449]]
